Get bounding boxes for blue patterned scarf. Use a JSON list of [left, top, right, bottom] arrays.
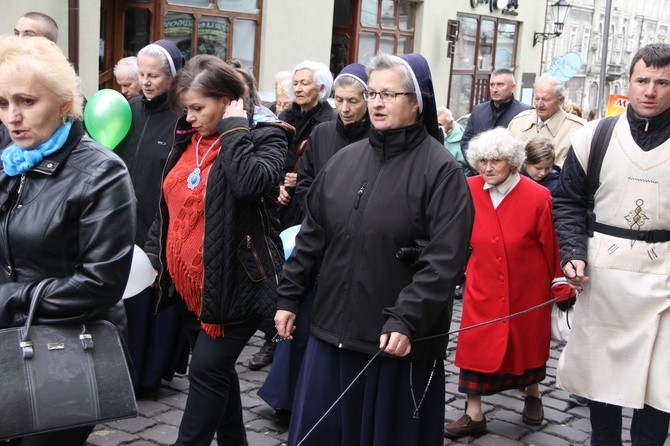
[[1, 117, 73, 176]]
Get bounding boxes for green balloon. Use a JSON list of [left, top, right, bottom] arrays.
[[84, 89, 132, 150]]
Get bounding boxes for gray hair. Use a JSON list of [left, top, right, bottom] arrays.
[[137, 44, 173, 78], [535, 74, 565, 99], [20, 12, 58, 43], [288, 60, 333, 101], [274, 70, 292, 86], [113, 56, 139, 79], [466, 127, 525, 173], [436, 106, 453, 121], [366, 53, 416, 100], [274, 71, 292, 97], [333, 74, 366, 95]]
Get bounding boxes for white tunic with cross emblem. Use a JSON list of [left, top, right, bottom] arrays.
[[557, 115, 670, 412]]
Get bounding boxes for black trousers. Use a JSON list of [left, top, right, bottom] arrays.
[[588, 400, 670, 446], [176, 309, 261, 446]]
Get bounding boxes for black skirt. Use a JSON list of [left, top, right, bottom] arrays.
[[288, 336, 445, 446]]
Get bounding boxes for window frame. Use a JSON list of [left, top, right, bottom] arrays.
[[447, 13, 521, 118], [356, 0, 416, 62], [160, 0, 263, 75]]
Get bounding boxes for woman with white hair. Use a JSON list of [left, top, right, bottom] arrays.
[[277, 60, 336, 229], [258, 63, 371, 425], [445, 127, 565, 438]]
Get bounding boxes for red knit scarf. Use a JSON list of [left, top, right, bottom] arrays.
[[164, 132, 224, 338]]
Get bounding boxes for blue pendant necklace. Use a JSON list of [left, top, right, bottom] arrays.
[[187, 134, 220, 190]]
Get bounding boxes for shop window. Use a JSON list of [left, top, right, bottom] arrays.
[[453, 16, 477, 71], [358, 31, 377, 63], [218, 0, 259, 13], [450, 74, 474, 121], [448, 14, 520, 116], [124, 8, 152, 57], [478, 20, 494, 71], [163, 0, 261, 73], [232, 19, 257, 68], [496, 22, 517, 70], [167, 0, 210, 6], [357, 0, 415, 63]]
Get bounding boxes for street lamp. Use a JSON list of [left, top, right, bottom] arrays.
[[533, 0, 572, 47]]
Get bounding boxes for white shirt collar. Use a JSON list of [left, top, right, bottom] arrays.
[[483, 172, 521, 208], [483, 172, 520, 194]]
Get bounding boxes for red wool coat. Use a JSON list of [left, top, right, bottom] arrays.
[[455, 175, 560, 375]]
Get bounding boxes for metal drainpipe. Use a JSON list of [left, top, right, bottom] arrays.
[[597, 0, 613, 117], [68, 0, 80, 73]]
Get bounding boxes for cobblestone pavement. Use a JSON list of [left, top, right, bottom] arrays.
[[88, 299, 670, 446]]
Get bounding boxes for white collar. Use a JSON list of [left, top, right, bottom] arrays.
[[483, 172, 520, 195]]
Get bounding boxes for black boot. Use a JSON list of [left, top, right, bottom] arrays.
[[247, 339, 276, 370]]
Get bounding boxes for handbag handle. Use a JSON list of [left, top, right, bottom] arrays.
[[19, 281, 94, 359]]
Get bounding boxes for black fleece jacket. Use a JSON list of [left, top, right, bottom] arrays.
[[276, 120, 474, 360], [115, 93, 179, 247]]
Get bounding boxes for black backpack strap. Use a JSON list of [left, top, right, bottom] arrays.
[[585, 116, 617, 236]]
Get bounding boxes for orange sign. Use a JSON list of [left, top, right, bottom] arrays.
[[605, 94, 628, 117]]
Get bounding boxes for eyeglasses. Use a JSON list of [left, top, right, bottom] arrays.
[[363, 90, 415, 103]]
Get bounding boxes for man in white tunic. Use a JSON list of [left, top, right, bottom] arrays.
[[554, 43, 670, 445]]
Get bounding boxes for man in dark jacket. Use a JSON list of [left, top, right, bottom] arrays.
[[460, 68, 530, 170]]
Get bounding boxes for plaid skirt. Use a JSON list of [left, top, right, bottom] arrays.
[[458, 365, 546, 396]]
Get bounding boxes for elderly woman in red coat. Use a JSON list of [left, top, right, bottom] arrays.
[[444, 127, 563, 439]]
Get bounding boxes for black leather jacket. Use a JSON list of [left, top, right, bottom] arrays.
[[0, 121, 136, 331], [145, 114, 291, 324]]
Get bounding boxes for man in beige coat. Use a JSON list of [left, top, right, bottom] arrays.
[[507, 75, 585, 166]]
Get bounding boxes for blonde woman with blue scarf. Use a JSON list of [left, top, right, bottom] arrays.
[[0, 35, 135, 446]]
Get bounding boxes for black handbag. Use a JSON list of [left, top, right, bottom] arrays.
[[0, 281, 138, 441]]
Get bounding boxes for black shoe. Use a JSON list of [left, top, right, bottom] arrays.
[[275, 409, 291, 427], [522, 395, 544, 425], [248, 339, 276, 370], [569, 393, 588, 406], [135, 385, 161, 400], [444, 414, 487, 439]]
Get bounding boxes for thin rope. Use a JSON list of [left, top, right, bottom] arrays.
[[294, 291, 572, 445], [296, 348, 385, 446], [414, 295, 559, 343]]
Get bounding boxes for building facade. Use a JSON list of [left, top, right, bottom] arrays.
[[539, 0, 670, 117], [4, 0, 551, 118]]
